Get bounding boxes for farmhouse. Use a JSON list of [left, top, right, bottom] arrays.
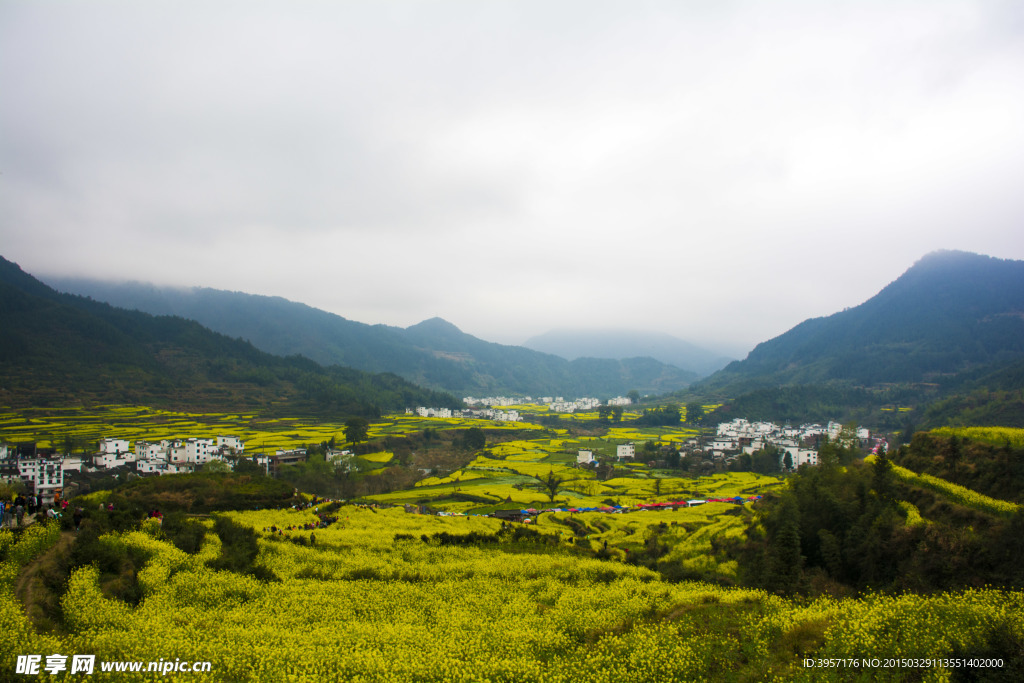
[[18, 455, 63, 504], [256, 449, 309, 476]]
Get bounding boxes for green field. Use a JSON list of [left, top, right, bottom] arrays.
[[4, 508, 1022, 682], [3, 406, 1024, 680], [0, 405, 534, 453]]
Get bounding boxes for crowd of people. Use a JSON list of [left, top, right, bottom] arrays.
[[0, 493, 75, 529]]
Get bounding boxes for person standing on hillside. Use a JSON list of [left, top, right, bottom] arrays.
[[14, 495, 26, 527]]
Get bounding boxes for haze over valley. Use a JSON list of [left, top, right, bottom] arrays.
[[2, 2, 1024, 680]]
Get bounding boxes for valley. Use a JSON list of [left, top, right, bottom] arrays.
[[3, 251, 1024, 680]]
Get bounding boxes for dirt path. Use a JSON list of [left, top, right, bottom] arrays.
[[14, 531, 75, 630]]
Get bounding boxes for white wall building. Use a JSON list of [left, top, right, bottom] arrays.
[[135, 440, 169, 461], [616, 443, 635, 460], [136, 460, 188, 475], [577, 450, 595, 465], [217, 436, 245, 452], [61, 456, 82, 472], [18, 457, 63, 502], [98, 438, 130, 455]]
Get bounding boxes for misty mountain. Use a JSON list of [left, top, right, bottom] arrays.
[[0, 256, 457, 415], [42, 277, 698, 397], [522, 328, 732, 377], [697, 250, 1024, 397]]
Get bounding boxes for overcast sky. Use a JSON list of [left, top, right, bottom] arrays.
[[3, 1, 1023, 357]]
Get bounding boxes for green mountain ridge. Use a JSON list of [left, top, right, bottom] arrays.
[[697, 250, 1024, 394], [41, 278, 699, 397], [0, 256, 457, 416]]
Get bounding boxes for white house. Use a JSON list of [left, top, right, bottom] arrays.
[[577, 450, 595, 465], [710, 437, 737, 451], [616, 443, 635, 460], [98, 438, 130, 455], [779, 446, 819, 469], [60, 456, 83, 472], [326, 449, 353, 463], [135, 440, 169, 461], [217, 436, 245, 452], [136, 460, 188, 475], [18, 456, 63, 503], [94, 451, 135, 468], [796, 449, 819, 467], [184, 438, 217, 463]]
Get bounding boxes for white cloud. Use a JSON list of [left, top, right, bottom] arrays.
[[2, 0, 1023, 355]]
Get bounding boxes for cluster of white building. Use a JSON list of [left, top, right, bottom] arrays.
[[461, 395, 633, 414], [573, 418, 875, 471], [93, 436, 246, 474], [411, 407, 455, 419], [0, 436, 253, 504], [461, 396, 530, 407], [409, 406, 522, 422], [548, 397, 603, 413], [710, 419, 872, 468]]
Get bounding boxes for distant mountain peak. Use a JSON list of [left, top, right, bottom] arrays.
[[406, 317, 462, 334], [698, 250, 1024, 394], [522, 327, 733, 377]]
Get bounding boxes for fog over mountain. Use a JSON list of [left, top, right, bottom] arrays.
[[522, 329, 733, 377], [4, 2, 1023, 353], [697, 250, 1024, 395], [43, 275, 699, 397]]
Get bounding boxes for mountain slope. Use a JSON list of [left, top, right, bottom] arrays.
[[42, 279, 698, 396], [0, 256, 457, 415], [697, 251, 1024, 396], [522, 328, 733, 376]]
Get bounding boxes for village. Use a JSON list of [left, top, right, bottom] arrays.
[[1, 410, 875, 508], [0, 436, 331, 505], [575, 418, 876, 472]]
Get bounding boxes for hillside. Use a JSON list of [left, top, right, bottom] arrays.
[[0, 256, 456, 415], [42, 278, 698, 397], [696, 250, 1024, 397], [6, 416, 1024, 681], [522, 328, 733, 377]]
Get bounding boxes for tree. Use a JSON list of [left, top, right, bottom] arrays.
[[463, 427, 486, 451], [685, 402, 704, 425], [763, 495, 802, 594], [538, 469, 565, 503], [344, 417, 370, 445], [752, 444, 782, 474], [202, 460, 232, 474], [665, 449, 681, 469], [234, 457, 265, 477], [627, 390, 640, 404]]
